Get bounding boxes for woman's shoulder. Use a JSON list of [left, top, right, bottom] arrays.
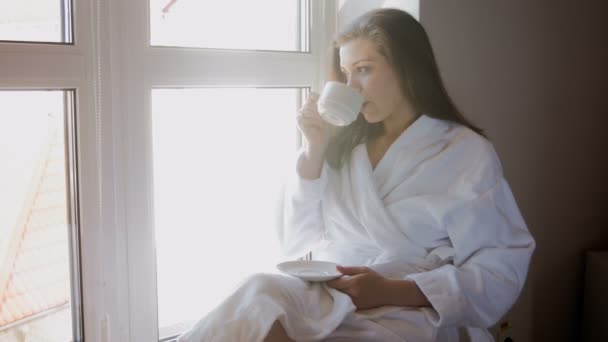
[[447, 121, 496, 159], [430, 117, 503, 193]]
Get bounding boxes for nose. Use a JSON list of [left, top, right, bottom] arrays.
[[346, 76, 362, 92]]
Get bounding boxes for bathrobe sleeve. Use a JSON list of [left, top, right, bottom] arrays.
[[277, 151, 328, 258], [406, 142, 535, 328]]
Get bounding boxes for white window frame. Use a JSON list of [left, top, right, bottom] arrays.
[[0, 1, 115, 341], [114, 1, 337, 341], [1, 0, 337, 340]]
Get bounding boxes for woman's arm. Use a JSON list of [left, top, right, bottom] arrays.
[[384, 279, 431, 307], [406, 178, 535, 328], [327, 266, 431, 310], [297, 146, 326, 180], [278, 93, 334, 258], [277, 148, 327, 259]]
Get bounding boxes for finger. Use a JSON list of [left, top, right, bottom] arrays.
[[304, 94, 320, 105], [326, 277, 351, 290], [299, 100, 321, 113], [336, 265, 371, 276], [299, 107, 319, 118], [301, 98, 318, 108], [308, 92, 320, 101], [297, 116, 324, 127]]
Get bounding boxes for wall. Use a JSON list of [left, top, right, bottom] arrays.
[[421, 1, 608, 341]]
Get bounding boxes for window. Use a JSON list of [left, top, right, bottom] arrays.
[[0, 1, 101, 341], [0, 1, 85, 340], [1, 1, 336, 341], [152, 88, 300, 336], [0, 90, 80, 341], [125, 1, 336, 341], [0, 0, 73, 43], [149, 0, 307, 51]]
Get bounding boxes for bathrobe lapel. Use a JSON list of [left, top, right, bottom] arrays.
[[346, 116, 440, 259]]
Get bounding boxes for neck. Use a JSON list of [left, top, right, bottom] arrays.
[[381, 101, 419, 140]]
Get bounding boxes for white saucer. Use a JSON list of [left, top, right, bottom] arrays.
[[276, 260, 342, 282]]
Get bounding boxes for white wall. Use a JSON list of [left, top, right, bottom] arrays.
[[421, 1, 608, 340]]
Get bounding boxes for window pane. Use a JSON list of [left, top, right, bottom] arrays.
[[152, 88, 299, 338], [150, 0, 306, 51], [0, 0, 72, 43], [0, 91, 80, 341]]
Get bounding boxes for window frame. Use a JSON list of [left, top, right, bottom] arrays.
[[0, 0, 337, 340], [118, 1, 337, 341], [0, 1, 103, 342]]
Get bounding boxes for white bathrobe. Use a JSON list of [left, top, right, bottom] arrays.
[[178, 115, 535, 342]]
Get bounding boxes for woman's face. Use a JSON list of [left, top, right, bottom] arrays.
[[339, 38, 408, 124]]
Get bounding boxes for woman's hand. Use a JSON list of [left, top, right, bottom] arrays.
[[296, 92, 334, 152], [326, 266, 391, 310], [295, 92, 337, 179], [327, 265, 431, 310]]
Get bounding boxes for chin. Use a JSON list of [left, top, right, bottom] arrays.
[[361, 111, 385, 124]]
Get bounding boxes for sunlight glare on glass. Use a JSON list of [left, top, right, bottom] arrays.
[[0, 91, 73, 341], [0, 0, 70, 43], [151, 88, 298, 334], [150, 0, 301, 51]]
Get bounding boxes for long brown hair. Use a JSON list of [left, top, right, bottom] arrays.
[[325, 8, 484, 169]]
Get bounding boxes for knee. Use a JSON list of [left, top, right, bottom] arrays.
[[240, 273, 287, 298]]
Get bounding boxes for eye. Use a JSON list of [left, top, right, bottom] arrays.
[[356, 66, 370, 73]]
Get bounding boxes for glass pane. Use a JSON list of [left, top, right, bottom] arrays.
[[0, 0, 72, 43], [150, 0, 306, 51], [0, 91, 79, 341], [152, 88, 299, 338]]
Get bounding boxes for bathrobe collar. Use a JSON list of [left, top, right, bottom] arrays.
[[346, 115, 441, 260]]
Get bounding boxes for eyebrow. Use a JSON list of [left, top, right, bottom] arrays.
[[340, 59, 374, 70]]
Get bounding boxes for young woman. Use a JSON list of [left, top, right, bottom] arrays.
[[179, 8, 534, 342]]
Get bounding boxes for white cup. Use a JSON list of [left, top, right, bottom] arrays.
[[317, 81, 364, 126]]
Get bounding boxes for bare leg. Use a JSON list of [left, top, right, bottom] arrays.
[[264, 321, 294, 342]]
